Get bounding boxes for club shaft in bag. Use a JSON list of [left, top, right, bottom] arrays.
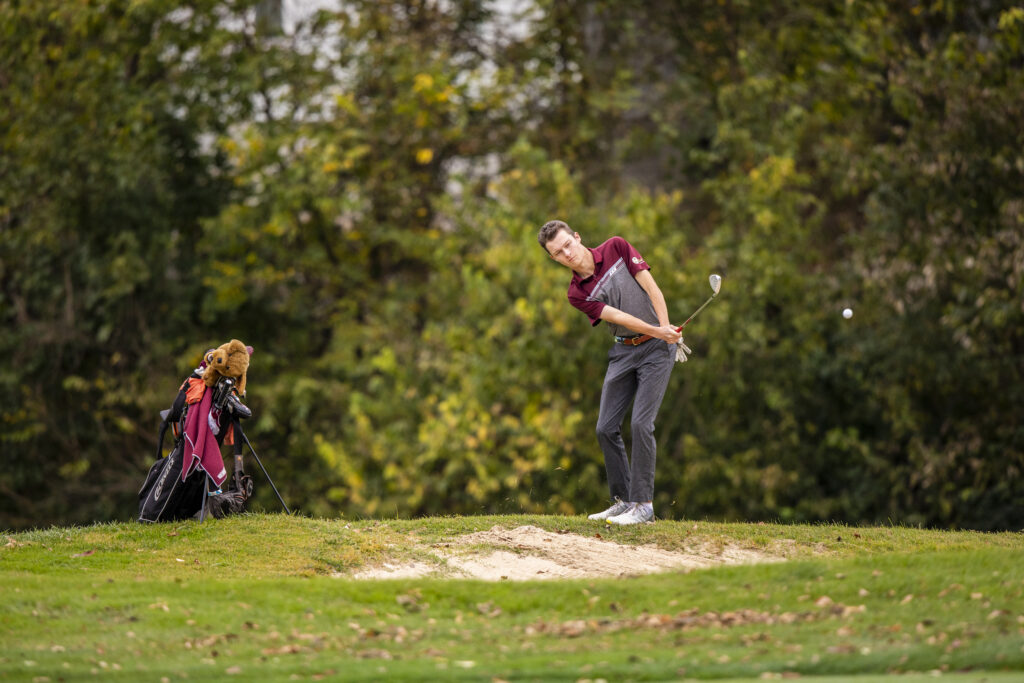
[[241, 431, 292, 514]]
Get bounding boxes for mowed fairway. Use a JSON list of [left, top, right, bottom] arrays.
[[2, 514, 1023, 681]]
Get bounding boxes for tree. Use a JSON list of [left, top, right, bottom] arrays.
[[0, 0, 289, 527]]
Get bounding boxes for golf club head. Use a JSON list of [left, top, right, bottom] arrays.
[[709, 273, 722, 296]]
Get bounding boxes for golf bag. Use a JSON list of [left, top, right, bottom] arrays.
[[138, 372, 254, 522]]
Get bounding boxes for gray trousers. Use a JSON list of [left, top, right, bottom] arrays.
[[595, 339, 675, 503]]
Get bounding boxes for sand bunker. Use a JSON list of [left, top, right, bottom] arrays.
[[349, 525, 782, 581]]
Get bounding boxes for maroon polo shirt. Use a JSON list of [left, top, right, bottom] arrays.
[[567, 236, 659, 338]]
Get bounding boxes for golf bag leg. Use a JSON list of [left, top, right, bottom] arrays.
[[236, 422, 291, 515], [199, 478, 209, 523]]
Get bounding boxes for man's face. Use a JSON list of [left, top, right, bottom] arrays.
[[544, 230, 583, 268]]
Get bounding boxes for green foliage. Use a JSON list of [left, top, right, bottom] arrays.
[[2, 1, 1022, 530], [0, 0, 273, 527]]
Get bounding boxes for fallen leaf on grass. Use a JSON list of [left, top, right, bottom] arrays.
[[72, 549, 95, 558], [476, 602, 502, 618], [262, 644, 304, 655], [526, 608, 822, 638], [558, 620, 586, 637], [827, 643, 856, 654], [900, 594, 914, 604], [396, 594, 422, 612]]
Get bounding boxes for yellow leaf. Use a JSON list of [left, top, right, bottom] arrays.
[[413, 73, 434, 92], [416, 148, 434, 165]]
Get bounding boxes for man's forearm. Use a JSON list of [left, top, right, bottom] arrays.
[[634, 269, 671, 327], [649, 287, 671, 327], [600, 306, 681, 343], [599, 306, 663, 337]]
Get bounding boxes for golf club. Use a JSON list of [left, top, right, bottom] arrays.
[[676, 274, 722, 332]]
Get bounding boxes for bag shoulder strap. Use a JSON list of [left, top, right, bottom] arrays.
[[156, 372, 200, 458]]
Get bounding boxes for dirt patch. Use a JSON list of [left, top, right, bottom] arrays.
[[348, 525, 782, 581]]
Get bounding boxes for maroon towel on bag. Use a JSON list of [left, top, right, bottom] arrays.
[[182, 389, 227, 487]]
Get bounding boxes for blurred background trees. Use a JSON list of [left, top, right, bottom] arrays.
[[2, 0, 1022, 530]]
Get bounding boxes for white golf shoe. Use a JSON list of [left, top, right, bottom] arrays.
[[606, 503, 654, 525], [587, 497, 631, 521]]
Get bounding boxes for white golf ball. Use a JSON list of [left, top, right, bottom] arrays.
[[842, 308, 853, 319]]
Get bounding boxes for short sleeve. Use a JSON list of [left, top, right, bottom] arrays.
[[568, 289, 605, 326], [610, 236, 650, 277]]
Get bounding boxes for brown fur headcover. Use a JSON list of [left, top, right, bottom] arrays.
[[202, 339, 252, 396]]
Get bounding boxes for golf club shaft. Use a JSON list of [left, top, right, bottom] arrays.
[[241, 431, 292, 514], [676, 293, 716, 331]]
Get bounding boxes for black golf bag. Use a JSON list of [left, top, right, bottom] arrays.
[[138, 373, 254, 522]]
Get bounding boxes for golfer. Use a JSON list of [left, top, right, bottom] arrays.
[[538, 220, 682, 525]]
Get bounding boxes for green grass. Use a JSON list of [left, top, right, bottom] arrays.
[[2, 514, 1023, 681]]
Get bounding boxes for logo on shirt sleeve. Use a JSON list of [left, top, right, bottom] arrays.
[[631, 256, 645, 265]]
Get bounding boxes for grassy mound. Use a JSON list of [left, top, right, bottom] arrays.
[[2, 514, 1023, 681]]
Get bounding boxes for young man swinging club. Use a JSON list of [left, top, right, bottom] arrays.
[[538, 220, 689, 525]]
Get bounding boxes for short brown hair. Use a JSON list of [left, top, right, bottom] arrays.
[[537, 220, 572, 253]]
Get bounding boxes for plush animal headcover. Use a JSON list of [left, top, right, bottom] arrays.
[[202, 339, 252, 396]]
